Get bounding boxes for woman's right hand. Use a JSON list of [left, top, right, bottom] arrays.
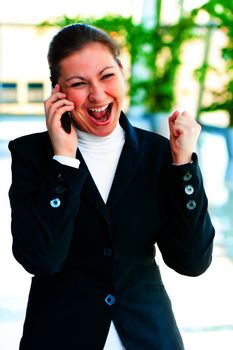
[[44, 84, 78, 158]]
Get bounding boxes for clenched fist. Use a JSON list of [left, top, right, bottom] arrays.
[[169, 110, 201, 165]]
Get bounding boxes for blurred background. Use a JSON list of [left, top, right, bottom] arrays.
[[0, 0, 233, 349]]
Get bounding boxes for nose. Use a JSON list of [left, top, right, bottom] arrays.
[[88, 82, 106, 103]]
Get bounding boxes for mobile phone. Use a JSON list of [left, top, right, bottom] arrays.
[[61, 112, 72, 134]]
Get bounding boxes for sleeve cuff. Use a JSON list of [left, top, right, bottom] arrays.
[[53, 155, 80, 169], [171, 153, 196, 167]]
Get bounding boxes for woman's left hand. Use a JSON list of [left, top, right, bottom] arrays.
[[168, 110, 201, 165]]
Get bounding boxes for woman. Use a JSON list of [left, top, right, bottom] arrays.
[[9, 23, 215, 350]]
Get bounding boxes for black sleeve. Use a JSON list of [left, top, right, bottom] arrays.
[[157, 153, 215, 276], [8, 139, 87, 276]]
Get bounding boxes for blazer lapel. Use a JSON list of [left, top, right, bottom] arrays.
[[76, 149, 110, 224], [106, 113, 143, 211], [75, 113, 143, 220]]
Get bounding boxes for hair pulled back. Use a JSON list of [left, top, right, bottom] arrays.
[[48, 23, 120, 87]]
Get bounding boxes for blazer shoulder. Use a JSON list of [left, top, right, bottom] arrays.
[[9, 131, 51, 152], [9, 131, 49, 147], [134, 126, 170, 151], [8, 131, 53, 162]]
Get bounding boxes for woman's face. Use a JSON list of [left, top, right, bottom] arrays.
[[58, 42, 125, 136]]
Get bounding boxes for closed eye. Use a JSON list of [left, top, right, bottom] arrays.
[[71, 81, 87, 87], [102, 73, 114, 80]]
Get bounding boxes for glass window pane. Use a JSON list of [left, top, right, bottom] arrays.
[[27, 83, 44, 102], [0, 83, 17, 103]]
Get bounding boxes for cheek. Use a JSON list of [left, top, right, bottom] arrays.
[[66, 90, 86, 107], [113, 77, 125, 98], [109, 81, 124, 101]]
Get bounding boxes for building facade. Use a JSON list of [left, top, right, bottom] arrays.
[[0, 23, 57, 115]]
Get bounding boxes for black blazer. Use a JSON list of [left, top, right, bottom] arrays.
[[9, 113, 214, 350]]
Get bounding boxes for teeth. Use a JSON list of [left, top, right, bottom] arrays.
[[89, 105, 108, 112]]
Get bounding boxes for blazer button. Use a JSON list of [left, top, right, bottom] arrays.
[[186, 200, 196, 210], [55, 185, 66, 194], [105, 294, 115, 306], [185, 185, 194, 195], [183, 171, 192, 181], [103, 248, 112, 257], [50, 198, 61, 208], [58, 173, 65, 182]]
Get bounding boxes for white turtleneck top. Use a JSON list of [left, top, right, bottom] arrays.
[[53, 123, 126, 350], [77, 123, 125, 203]]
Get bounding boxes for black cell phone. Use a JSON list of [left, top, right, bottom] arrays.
[[61, 112, 72, 134]]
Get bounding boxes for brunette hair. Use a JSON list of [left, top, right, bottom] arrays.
[[47, 23, 120, 87]]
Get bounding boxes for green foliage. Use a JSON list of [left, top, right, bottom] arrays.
[[40, 15, 135, 53], [140, 17, 195, 112], [193, 0, 233, 125]]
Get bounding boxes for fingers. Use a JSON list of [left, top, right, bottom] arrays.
[[48, 99, 74, 122], [44, 84, 78, 157], [168, 110, 201, 164], [45, 84, 65, 107], [169, 110, 201, 139], [169, 110, 180, 123], [44, 84, 74, 129], [168, 110, 180, 138]]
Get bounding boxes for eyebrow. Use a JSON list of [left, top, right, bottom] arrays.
[[65, 66, 115, 82]]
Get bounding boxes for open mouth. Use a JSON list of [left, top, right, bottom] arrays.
[[87, 103, 113, 124]]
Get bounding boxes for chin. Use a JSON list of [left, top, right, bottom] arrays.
[[94, 123, 117, 137]]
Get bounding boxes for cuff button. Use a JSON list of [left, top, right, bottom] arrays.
[[50, 198, 61, 208], [185, 185, 194, 195], [186, 200, 196, 210], [104, 294, 115, 306], [103, 248, 112, 257], [183, 171, 192, 181]]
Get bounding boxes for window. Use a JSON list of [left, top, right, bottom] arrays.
[[27, 83, 44, 102], [0, 83, 17, 103]]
